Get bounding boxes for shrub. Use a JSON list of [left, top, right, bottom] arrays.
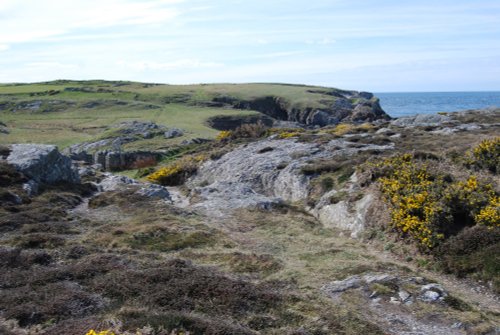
[[147, 155, 206, 186], [436, 225, 500, 292], [215, 130, 232, 141], [465, 137, 500, 173], [370, 154, 499, 249], [267, 128, 305, 139], [232, 122, 268, 139], [86, 331, 116, 335]]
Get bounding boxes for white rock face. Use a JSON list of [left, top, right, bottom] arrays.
[[188, 137, 393, 233], [190, 139, 319, 201], [7, 144, 79, 184], [312, 192, 374, 238]]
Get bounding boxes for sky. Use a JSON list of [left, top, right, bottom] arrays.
[[0, 0, 499, 92]]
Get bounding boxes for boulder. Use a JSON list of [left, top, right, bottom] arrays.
[[97, 173, 171, 201], [6, 144, 80, 185], [164, 128, 184, 139]]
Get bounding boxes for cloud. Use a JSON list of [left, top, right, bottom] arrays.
[[0, 44, 9, 51], [0, 0, 183, 45], [306, 37, 336, 45], [117, 59, 224, 71]]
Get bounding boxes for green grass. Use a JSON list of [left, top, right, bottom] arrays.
[[0, 80, 341, 148]]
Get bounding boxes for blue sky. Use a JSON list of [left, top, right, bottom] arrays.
[[0, 0, 499, 92]]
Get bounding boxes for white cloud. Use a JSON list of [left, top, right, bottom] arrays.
[[0, 0, 183, 45], [117, 59, 224, 71], [306, 37, 336, 45], [0, 44, 9, 51], [26, 62, 79, 70]]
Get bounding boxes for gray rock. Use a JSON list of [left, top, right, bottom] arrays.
[[322, 276, 363, 294], [322, 273, 397, 295], [7, 144, 79, 185], [431, 127, 458, 135], [188, 137, 394, 230], [191, 181, 283, 216], [456, 123, 482, 131], [364, 274, 396, 284], [391, 114, 452, 127], [421, 283, 446, 294], [23, 180, 39, 196], [181, 138, 211, 145], [98, 174, 137, 192], [421, 290, 441, 302], [136, 184, 171, 200], [164, 128, 184, 139], [390, 297, 401, 304], [398, 290, 411, 302], [116, 120, 167, 137], [230, 92, 389, 127]]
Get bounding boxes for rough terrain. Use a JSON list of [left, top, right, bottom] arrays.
[[0, 81, 499, 335]]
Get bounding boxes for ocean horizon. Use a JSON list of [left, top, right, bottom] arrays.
[[376, 91, 500, 118]]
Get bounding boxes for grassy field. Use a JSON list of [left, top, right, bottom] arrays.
[[0, 81, 302, 148]]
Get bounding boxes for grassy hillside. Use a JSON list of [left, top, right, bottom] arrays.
[[0, 80, 348, 148]]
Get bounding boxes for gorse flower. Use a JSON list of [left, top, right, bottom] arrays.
[[370, 154, 499, 249], [216, 130, 232, 141], [147, 155, 207, 186], [465, 137, 500, 174], [85, 330, 116, 335]]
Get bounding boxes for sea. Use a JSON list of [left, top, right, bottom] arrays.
[[376, 91, 500, 118]]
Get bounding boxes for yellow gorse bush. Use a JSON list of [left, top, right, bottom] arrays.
[[277, 130, 302, 139], [85, 330, 116, 335], [371, 154, 499, 248], [466, 137, 500, 174], [374, 155, 444, 248], [475, 196, 500, 227], [147, 154, 207, 186], [330, 123, 355, 136], [216, 130, 232, 141]]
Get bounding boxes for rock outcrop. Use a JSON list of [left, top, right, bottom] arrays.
[[210, 90, 390, 127], [6, 144, 79, 185], [391, 114, 452, 127], [3, 144, 79, 195], [97, 173, 171, 201], [188, 137, 394, 226]]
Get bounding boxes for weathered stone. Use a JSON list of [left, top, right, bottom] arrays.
[[164, 128, 184, 139], [190, 181, 283, 216], [312, 191, 374, 238], [188, 137, 393, 227], [115, 120, 167, 137], [322, 276, 363, 294], [398, 290, 411, 302], [98, 174, 137, 192], [391, 114, 452, 127], [6, 144, 79, 185], [136, 184, 171, 200], [421, 290, 441, 302]]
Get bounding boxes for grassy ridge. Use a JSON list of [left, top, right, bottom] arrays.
[[0, 80, 346, 148]]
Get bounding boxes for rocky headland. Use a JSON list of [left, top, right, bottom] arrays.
[[0, 81, 498, 335]]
